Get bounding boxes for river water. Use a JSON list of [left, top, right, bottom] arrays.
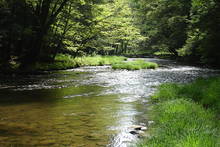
[[0, 58, 219, 147]]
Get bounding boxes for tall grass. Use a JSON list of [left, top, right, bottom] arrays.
[[152, 77, 220, 112], [139, 77, 220, 147], [34, 54, 158, 71], [34, 54, 127, 71], [74, 55, 127, 66], [112, 59, 158, 70], [139, 99, 219, 147]]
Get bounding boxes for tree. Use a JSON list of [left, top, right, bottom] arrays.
[[131, 0, 191, 56], [179, 0, 220, 65], [93, 0, 145, 55], [0, 0, 69, 67]]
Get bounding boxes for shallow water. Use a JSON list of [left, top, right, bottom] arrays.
[[0, 58, 219, 147]]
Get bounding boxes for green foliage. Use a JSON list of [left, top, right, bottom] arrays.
[[1, 0, 219, 69], [178, 0, 220, 65], [138, 99, 219, 147], [131, 0, 191, 56], [131, 0, 220, 66], [112, 59, 158, 70], [93, 0, 145, 55], [51, 0, 145, 58], [152, 77, 220, 112], [151, 83, 181, 102], [139, 76, 220, 147], [0, 0, 71, 65], [0, 0, 145, 69], [153, 51, 173, 56], [34, 54, 127, 71], [78, 56, 127, 66]]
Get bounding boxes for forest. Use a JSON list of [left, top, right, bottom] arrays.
[[0, 0, 220, 71], [0, 0, 219, 147]]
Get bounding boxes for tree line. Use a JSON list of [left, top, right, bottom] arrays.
[[131, 0, 220, 66], [0, 0, 219, 69], [0, 0, 143, 69]]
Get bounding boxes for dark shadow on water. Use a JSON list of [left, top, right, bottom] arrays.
[[0, 85, 104, 105]]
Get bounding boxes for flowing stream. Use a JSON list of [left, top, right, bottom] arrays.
[[0, 58, 219, 147]]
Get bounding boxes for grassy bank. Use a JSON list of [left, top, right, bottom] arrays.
[[112, 59, 158, 70], [34, 54, 127, 71], [0, 54, 159, 73], [139, 77, 220, 147], [35, 55, 158, 71]]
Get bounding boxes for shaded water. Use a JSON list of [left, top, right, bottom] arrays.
[[0, 58, 219, 147]]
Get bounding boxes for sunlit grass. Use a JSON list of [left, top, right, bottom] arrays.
[[74, 55, 127, 66], [139, 77, 220, 147], [34, 54, 127, 71], [152, 77, 220, 112], [138, 99, 219, 147], [34, 54, 158, 71], [153, 51, 172, 56], [112, 59, 158, 70]]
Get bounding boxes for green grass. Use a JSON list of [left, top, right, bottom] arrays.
[[1, 54, 158, 72], [74, 55, 127, 66], [139, 99, 219, 147], [112, 59, 158, 70], [153, 51, 173, 56], [34, 54, 127, 71], [152, 77, 220, 112], [34, 54, 158, 71], [139, 77, 220, 147]]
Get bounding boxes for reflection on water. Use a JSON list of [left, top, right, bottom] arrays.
[[0, 58, 219, 146]]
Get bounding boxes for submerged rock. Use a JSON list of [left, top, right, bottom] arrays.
[[131, 125, 147, 131], [140, 127, 147, 131], [129, 125, 148, 135], [138, 130, 145, 135], [129, 130, 139, 135]]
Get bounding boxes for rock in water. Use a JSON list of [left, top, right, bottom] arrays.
[[131, 125, 147, 131], [131, 125, 143, 130], [129, 124, 148, 135], [141, 127, 147, 131], [129, 130, 138, 135]]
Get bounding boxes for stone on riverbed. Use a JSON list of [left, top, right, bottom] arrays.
[[129, 130, 139, 135], [129, 125, 148, 135], [131, 125, 147, 131], [140, 127, 147, 131]]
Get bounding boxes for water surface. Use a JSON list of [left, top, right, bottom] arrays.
[[0, 58, 219, 146]]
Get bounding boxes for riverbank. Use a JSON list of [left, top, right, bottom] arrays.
[[139, 77, 220, 147], [124, 51, 220, 69], [36, 55, 158, 71], [0, 54, 159, 75], [33, 54, 127, 71], [0, 55, 126, 74]]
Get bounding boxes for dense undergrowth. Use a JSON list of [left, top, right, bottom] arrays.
[[139, 77, 220, 147], [112, 59, 158, 70]]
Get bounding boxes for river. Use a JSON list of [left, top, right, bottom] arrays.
[[0, 58, 219, 147]]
